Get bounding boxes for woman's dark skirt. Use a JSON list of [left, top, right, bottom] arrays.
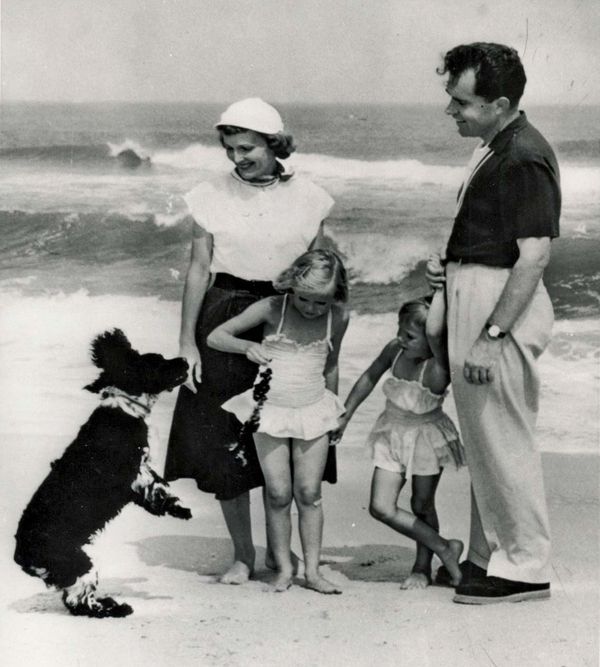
[[164, 274, 337, 500]]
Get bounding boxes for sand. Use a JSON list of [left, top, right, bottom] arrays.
[[0, 301, 598, 667]]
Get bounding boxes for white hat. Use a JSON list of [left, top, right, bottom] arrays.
[[215, 97, 284, 135]]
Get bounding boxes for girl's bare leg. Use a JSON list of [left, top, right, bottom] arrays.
[[293, 435, 341, 595], [401, 472, 442, 589], [253, 433, 295, 591], [263, 484, 302, 574], [369, 467, 463, 587]]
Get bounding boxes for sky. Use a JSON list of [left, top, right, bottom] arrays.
[[2, 0, 599, 105]]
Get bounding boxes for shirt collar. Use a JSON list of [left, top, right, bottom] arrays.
[[489, 111, 528, 154], [230, 160, 295, 188]]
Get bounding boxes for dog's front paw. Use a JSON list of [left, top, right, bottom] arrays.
[[167, 500, 192, 520]]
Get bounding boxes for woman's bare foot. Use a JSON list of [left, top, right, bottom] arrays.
[[265, 549, 302, 575], [305, 574, 342, 595], [400, 571, 431, 590], [439, 539, 464, 586], [219, 560, 253, 585], [271, 571, 294, 592]]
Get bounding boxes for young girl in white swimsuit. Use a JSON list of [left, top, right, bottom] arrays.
[[208, 250, 349, 594], [333, 296, 466, 590]]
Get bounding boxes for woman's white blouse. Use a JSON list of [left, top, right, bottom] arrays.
[[184, 173, 334, 281]]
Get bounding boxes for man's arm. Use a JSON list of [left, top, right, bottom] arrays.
[[463, 236, 551, 385]]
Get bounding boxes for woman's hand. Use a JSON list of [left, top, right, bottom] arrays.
[[426, 253, 446, 290], [245, 343, 271, 366], [180, 342, 202, 392]]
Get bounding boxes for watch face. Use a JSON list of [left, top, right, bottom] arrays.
[[486, 324, 506, 339]]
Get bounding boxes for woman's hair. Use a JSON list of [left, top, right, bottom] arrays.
[[273, 249, 349, 303], [397, 294, 433, 327], [217, 125, 296, 159]]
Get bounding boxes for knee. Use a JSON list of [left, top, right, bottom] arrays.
[[369, 499, 393, 524], [411, 494, 434, 517], [294, 485, 322, 509], [265, 486, 292, 510]]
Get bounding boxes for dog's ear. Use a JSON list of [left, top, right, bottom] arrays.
[[85, 330, 139, 393], [89, 329, 134, 369]]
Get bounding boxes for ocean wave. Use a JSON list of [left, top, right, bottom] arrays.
[[0, 210, 190, 263], [0, 143, 113, 164], [556, 138, 600, 159], [151, 142, 600, 195], [3, 137, 599, 197], [1, 210, 598, 320]]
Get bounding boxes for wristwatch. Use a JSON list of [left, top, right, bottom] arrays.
[[485, 322, 506, 340]]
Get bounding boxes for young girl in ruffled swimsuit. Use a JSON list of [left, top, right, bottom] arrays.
[[208, 250, 349, 594], [333, 296, 466, 590]]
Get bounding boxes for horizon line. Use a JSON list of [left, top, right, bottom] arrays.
[[2, 99, 599, 108]]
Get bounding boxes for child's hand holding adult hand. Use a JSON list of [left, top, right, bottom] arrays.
[[245, 343, 271, 365], [330, 414, 350, 445], [426, 253, 446, 290]]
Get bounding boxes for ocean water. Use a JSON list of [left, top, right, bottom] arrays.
[[1, 102, 598, 453]]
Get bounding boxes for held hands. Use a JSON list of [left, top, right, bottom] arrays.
[[329, 413, 350, 445], [180, 342, 202, 392], [463, 332, 503, 384], [426, 253, 446, 290], [245, 342, 271, 366]]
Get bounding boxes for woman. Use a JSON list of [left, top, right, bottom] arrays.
[[164, 98, 337, 584]]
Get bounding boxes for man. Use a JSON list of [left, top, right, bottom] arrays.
[[428, 43, 560, 604]]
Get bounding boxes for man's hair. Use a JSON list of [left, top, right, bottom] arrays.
[[437, 42, 526, 108]]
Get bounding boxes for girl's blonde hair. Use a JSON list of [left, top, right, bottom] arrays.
[[397, 295, 433, 327], [274, 249, 349, 303]]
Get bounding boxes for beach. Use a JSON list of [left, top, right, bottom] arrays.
[[0, 295, 598, 667], [0, 101, 598, 665]]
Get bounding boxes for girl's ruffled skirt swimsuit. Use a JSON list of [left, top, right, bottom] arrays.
[[222, 332, 344, 441], [368, 376, 466, 477]]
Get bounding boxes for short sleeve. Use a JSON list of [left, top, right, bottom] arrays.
[[499, 160, 560, 240], [309, 182, 335, 221], [183, 182, 215, 232]]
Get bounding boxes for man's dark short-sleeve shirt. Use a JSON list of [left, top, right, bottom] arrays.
[[446, 112, 561, 268]]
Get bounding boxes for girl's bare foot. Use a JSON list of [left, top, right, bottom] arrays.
[[219, 560, 253, 585], [439, 539, 464, 586], [271, 572, 294, 592], [305, 575, 342, 595], [400, 571, 431, 590]]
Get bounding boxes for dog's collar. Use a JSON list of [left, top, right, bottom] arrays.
[[99, 387, 157, 419]]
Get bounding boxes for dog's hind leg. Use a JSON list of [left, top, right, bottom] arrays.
[[62, 571, 133, 618]]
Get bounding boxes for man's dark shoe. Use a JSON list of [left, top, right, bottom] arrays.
[[453, 576, 550, 604], [435, 560, 486, 587]]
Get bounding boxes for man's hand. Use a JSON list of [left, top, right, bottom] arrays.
[[426, 253, 446, 290], [463, 333, 504, 384]]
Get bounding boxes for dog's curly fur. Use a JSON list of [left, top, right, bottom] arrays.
[[14, 329, 191, 618]]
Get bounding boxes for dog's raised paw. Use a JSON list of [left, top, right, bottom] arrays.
[[169, 503, 192, 520]]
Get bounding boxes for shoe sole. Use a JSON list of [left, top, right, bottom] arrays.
[[453, 589, 551, 605]]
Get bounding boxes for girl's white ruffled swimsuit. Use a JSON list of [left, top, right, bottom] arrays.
[[367, 352, 466, 477], [222, 296, 344, 440]]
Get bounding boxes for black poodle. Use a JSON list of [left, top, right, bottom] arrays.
[[14, 329, 191, 618]]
